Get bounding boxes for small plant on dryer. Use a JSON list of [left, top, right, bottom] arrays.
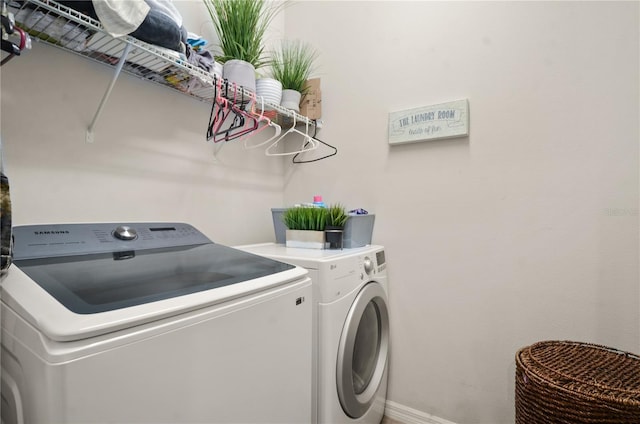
[[324, 204, 347, 249], [326, 204, 348, 228], [282, 206, 327, 231]]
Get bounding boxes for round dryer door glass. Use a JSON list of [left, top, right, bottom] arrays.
[[352, 301, 381, 394], [336, 282, 389, 419]]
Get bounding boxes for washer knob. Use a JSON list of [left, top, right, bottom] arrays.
[[363, 256, 374, 275], [113, 225, 138, 241]]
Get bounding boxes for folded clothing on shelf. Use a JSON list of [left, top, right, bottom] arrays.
[[12, 7, 91, 51], [129, 7, 185, 53], [29, 0, 187, 53]]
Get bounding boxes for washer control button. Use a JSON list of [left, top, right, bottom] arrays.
[[113, 225, 138, 241]]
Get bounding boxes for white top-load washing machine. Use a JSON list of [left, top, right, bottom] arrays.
[[1, 223, 313, 424], [237, 243, 389, 424]]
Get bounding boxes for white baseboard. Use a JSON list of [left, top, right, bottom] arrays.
[[384, 400, 457, 424]]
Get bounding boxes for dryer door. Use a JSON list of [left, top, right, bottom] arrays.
[[336, 282, 389, 418]]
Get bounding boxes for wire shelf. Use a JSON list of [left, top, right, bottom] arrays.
[[9, 0, 316, 134]]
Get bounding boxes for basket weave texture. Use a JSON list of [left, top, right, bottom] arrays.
[[515, 340, 640, 424]]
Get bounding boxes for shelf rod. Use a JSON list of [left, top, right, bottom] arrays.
[[86, 43, 132, 143]]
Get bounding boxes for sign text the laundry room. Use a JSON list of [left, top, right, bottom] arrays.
[[388, 99, 469, 145]]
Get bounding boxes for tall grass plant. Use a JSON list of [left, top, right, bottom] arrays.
[[203, 0, 285, 69], [271, 40, 319, 94]]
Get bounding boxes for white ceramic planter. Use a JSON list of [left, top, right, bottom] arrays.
[[281, 89, 302, 112], [285, 229, 325, 249], [256, 78, 283, 110], [222, 59, 256, 92]]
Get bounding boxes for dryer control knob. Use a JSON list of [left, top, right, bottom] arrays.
[[363, 257, 374, 275], [114, 225, 138, 241]]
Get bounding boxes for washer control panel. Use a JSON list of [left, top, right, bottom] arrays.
[[12, 223, 213, 260], [113, 225, 138, 241]]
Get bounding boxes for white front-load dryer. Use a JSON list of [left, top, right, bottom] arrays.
[[237, 244, 389, 424]]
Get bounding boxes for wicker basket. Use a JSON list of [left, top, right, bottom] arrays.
[[515, 340, 640, 423]]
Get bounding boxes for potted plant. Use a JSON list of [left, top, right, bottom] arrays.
[[282, 206, 327, 249], [270, 40, 319, 112], [203, 0, 284, 93], [325, 204, 348, 249]]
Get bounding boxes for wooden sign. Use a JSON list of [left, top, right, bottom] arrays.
[[388, 99, 469, 145]]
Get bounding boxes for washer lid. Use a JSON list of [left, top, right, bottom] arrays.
[[12, 243, 295, 314], [5, 223, 306, 341]]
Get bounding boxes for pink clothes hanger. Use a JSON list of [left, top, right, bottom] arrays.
[[213, 83, 260, 143], [244, 95, 282, 149], [206, 77, 231, 141]]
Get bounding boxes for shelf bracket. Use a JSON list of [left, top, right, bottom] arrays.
[[86, 42, 132, 143]]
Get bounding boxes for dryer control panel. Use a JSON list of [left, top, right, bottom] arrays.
[[363, 257, 374, 275], [317, 248, 387, 303], [375, 250, 386, 272], [363, 251, 387, 275]]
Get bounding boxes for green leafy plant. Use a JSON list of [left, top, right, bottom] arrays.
[[203, 0, 284, 68], [326, 204, 348, 228], [270, 40, 319, 94], [283, 207, 327, 231]]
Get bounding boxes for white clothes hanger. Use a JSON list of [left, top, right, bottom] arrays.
[[265, 113, 318, 157], [243, 95, 282, 149]]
